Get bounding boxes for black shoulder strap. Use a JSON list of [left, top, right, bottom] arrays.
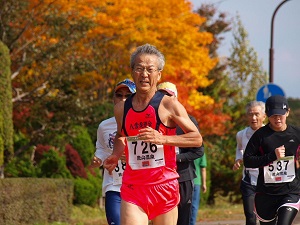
[[150, 91, 165, 130], [122, 93, 135, 136]]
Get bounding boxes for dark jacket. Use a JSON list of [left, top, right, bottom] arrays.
[[176, 115, 204, 182]]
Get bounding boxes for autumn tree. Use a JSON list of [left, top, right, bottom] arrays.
[[194, 3, 235, 204], [190, 3, 233, 137], [1, 0, 217, 146], [81, 0, 218, 125], [196, 4, 232, 103], [1, 0, 104, 150], [1, 0, 219, 181]]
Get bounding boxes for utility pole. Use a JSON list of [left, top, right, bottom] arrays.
[[269, 0, 291, 83]]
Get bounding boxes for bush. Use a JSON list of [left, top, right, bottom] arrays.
[[34, 144, 52, 163], [86, 171, 102, 200], [73, 170, 102, 206], [36, 149, 72, 178], [5, 144, 37, 178], [4, 157, 37, 177], [13, 131, 30, 153], [73, 177, 98, 206], [65, 144, 87, 178], [69, 125, 94, 167], [0, 178, 73, 225]]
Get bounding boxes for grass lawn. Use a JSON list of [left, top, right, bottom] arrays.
[[198, 202, 244, 222], [68, 197, 244, 225], [198, 194, 244, 222], [69, 204, 107, 225]]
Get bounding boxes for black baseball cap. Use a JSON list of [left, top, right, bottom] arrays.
[[265, 95, 289, 117]]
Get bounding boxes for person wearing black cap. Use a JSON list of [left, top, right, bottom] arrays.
[[244, 95, 300, 225]]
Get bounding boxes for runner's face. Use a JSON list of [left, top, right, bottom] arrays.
[[113, 87, 132, 105], [247, 106, 266, 131], [131, 54, 161, 93], [268, 111, 289, 131]]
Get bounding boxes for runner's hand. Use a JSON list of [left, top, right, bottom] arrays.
[[103, 155, 119, 175], [120, 153, 126, 163], [275, 145, 285, 159], [233, 159, 243, 171], [91, 156, 102, 168], [138, 126, 164, 145]]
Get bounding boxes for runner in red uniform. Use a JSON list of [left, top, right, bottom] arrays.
[[104, 44, 203, 225]]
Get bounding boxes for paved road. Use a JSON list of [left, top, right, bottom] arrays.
[[196, 212, 300, 225]]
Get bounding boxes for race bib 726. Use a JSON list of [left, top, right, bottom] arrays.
[[126, 136, 165, 170]]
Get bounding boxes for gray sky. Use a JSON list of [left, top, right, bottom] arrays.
[[191, 0, 300, 98]]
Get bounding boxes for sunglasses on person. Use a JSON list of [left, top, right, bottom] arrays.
[[114, 93, 132, 99]]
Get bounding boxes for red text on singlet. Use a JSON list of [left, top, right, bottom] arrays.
[[122, 101, 178, 185]]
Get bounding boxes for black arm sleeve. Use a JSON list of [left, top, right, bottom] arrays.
[[176, 145, 204, 162], [176, 115, 204, 162], [243, 131, 277, 168]]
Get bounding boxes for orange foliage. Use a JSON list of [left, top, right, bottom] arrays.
[[87, 0, 225, 136], [165, 75, 231, 137], [10, 0, 229, 136]]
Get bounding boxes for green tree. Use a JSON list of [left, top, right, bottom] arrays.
[[213, 15, 268, 203], [0, 41, 14, 178], [196, 6, 268, 204], [228, 15, 268, 105], [288, 98, 300, 127], [227, 15, 268, 133]]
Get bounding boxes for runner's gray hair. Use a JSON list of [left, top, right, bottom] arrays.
[[246, 101, 265, 114], [130, 43, 165, 71]]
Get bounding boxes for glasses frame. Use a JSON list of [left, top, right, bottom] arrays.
[[133, 66, 160, 75]]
